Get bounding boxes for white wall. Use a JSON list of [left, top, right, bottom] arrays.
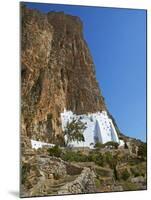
[[61, 110, 120, 147], [31, 139, 55, 149]]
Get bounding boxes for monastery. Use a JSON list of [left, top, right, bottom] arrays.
[[61, 109, 124, 148]]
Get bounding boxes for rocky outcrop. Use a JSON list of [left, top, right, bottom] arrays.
[[131, 176, 146, 184], [21, 155, 68, 189], [21, 154, 96, 197], [36, 156, 67, 179], [21, 5, 106, 143]]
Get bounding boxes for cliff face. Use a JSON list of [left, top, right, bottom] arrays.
[[21, 6, 106, 142]]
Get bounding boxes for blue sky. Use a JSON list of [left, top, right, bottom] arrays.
[[23, 2, 147, 142]]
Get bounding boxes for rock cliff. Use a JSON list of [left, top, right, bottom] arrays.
[[21, 5, 106, 143]]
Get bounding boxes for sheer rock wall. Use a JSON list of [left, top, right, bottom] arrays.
[[21, 5, 106, 142]]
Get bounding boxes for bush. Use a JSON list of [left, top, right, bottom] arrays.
[[94, 142, 105, 149], [104, 141, 119, 149], [48, 145, 62, 157], [95, 178, 101, 188], [61, 150, 88, 162], [121, 169, 130, 181], [87, 151, 98, 162], [104, 152, 119, 180], [21, 163, 30, 184], [87, 151, 105, 166], [122, 181, 138, 191], [104, 152, 113, 164], [94, 153, 105, 167], [61, 150, 105, 166]]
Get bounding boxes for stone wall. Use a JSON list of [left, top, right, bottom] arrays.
[[21, 154, 97, 197], [36, 156, 68, 179], [58, 167, 96, 194]]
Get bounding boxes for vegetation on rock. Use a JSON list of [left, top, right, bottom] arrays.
[[120, 169, 131, 181], [48, 145, 62, 157], [137, 143, 147, 160], [94, 141, 119, 149]]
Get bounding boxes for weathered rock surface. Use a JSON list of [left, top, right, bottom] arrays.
[[58, 167, 96, 194], [131, 176, 146, 184], [21, 5, 106, 143], [21, 154, 95, 197]]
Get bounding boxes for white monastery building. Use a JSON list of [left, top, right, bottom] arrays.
[[61, 109, 124, 148], [31, 109, 124, 149]]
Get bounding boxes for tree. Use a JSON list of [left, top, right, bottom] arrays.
[[63, 118, 87, 147]]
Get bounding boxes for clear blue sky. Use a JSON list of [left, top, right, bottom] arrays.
[[23, 2, 147, 142]]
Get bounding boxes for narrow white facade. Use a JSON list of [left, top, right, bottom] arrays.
[[61, 109, 121, 148]]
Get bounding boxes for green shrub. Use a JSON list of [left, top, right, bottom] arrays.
[[48, 145, 62, 157], [87, 151, 98, 162], [122, 181, 138, 191], [87, 151, 105, 166], [61, 150, 105, 165], [95, 178, 101, 188], [21, 163, 30, 184], [61, 150, 88, 162], [61, 151, 74, 161], [121, 169, 130, 181], [95, 153, 105, 167], [104, 141, 119, 149], [94, 142, 105, 149], [104, 152, 119, 180], [104, 152, 113, 164]]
